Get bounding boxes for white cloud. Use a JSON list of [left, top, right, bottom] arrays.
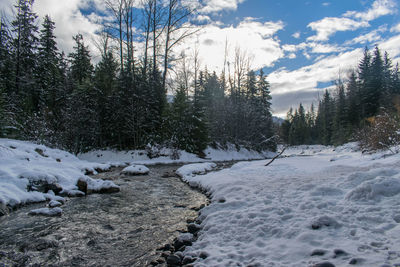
[[344, 25, 387, 45], [344, 0, 396, 22], [391, 23, 400, 32], [1, 0, 106, 60], [322, 2, 331, 7], [194, 15, 212, 23], [200, 0, 247, 14], [176, 18, 284, 72], [292, 31, 301, 39], [307, 0, 396, 42], [307, 17, 369, 41]]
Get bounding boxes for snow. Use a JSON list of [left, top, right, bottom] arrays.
[[179, 144, 400, 266], [78, 143, 274, 165], [121, 164, 150, 175], [176, 163, 217, 179], [0, 138, 118, 209], [28, 207, 62, 217]]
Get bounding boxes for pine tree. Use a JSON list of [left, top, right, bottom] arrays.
[[358, 46, 372, 118], [69, 34, 93, 85], [11, 0, 39, 113], [94, 50, 119, 147], [0, 18, 14, 136], [35, 15, 65, 140], [332, 80, 348, 144]]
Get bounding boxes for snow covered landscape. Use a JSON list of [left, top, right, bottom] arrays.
[[2, 140, 400, 266], [178, 144, 400, 266]]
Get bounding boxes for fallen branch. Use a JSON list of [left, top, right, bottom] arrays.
[[265, 146, 287, 167]]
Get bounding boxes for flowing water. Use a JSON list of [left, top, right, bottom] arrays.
[[0, 164, 208, 267]]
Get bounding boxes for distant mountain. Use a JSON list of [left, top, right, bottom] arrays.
[[272, 116, 284, 125]]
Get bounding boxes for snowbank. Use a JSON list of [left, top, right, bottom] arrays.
[[121, 164, 150, 175], [78, 144, 274, 165], [179, 144, 400, 266], [0, 139, 119, 211]]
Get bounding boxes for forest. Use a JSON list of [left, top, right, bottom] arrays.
[[280, 46, 400, 151], [0, 0, 276, 156], [1, 0, 400, 156]]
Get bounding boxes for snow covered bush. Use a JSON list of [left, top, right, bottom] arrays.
[[357, 110, 400, 152]]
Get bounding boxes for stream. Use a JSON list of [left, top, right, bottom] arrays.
[[0, 164, 209, 267]]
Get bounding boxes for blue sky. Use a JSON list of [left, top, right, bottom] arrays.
[[1, 0, 399, 117]]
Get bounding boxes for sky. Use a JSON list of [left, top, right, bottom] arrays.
[[1, 0, 400, 117]]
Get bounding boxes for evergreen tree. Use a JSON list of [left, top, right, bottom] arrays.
[[11, 0, 39, 113], [69, 34, 93, 85], [94, 50, 119, 147], [332, 80, 348, 144], [36, 15, 64, 137], [316, 90, 334, 145]]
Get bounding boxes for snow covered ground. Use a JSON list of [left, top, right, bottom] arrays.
[[178, 143, 400, 267], [78, 144, 274, 165], [0, 139, 119, 212]]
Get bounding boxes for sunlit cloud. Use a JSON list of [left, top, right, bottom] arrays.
[[200, 0, 247, 14], [307, 17, 369, 42], [176, 18, 285, 72]]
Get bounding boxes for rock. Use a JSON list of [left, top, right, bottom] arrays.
[[311, 249, 327, 256], [333, 249, 348, 257], [182, 256, 196, 265], [157, 258, 165, 264], [27, 179, 62, 195], [36, 239, 58, 251], [158, 244, 173, 251], [121, 164, 150, 175], [349, 258, 358, 265], [34, 148, 48, 157], [28, 207, 62, 217], [162, 171, 177, 178], [0, 202, 9, 216], [187, 223, 201, 234], [77, 178, 88, 194], [166, 254, 181, 266], [48, 200, 62, 208], [161, 251, 171, 258], [313, 262, 335, 267], [87, 240, 96, 247], [150, 260, 159, 266], [98, 186, 120, 194], [311, 216, 341, 230], [199, 251, 209, 259], [103, 224, 114, 231], [173, 239, 185, 251]]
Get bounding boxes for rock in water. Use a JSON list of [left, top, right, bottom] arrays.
[[48, 200, 62, 208], [166, 254, 181, 265], [28, 207, 62, 217], [121, 164, 150, 175]]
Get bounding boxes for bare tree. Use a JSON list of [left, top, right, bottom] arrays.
[[161, 0, 197, 91], [105, 0, 124, 71]]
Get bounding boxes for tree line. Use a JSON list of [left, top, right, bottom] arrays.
[[0, 0, 276, 155], [281, 46, 400, 147]]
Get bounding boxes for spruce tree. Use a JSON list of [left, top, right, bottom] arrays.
[[11, 0, 39, 113]]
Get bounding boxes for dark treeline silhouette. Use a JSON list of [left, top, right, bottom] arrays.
[[0, 0, 276, 155], [280, 46, 400, 147]]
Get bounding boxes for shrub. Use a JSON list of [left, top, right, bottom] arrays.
[[357, 109, 400, 152]]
